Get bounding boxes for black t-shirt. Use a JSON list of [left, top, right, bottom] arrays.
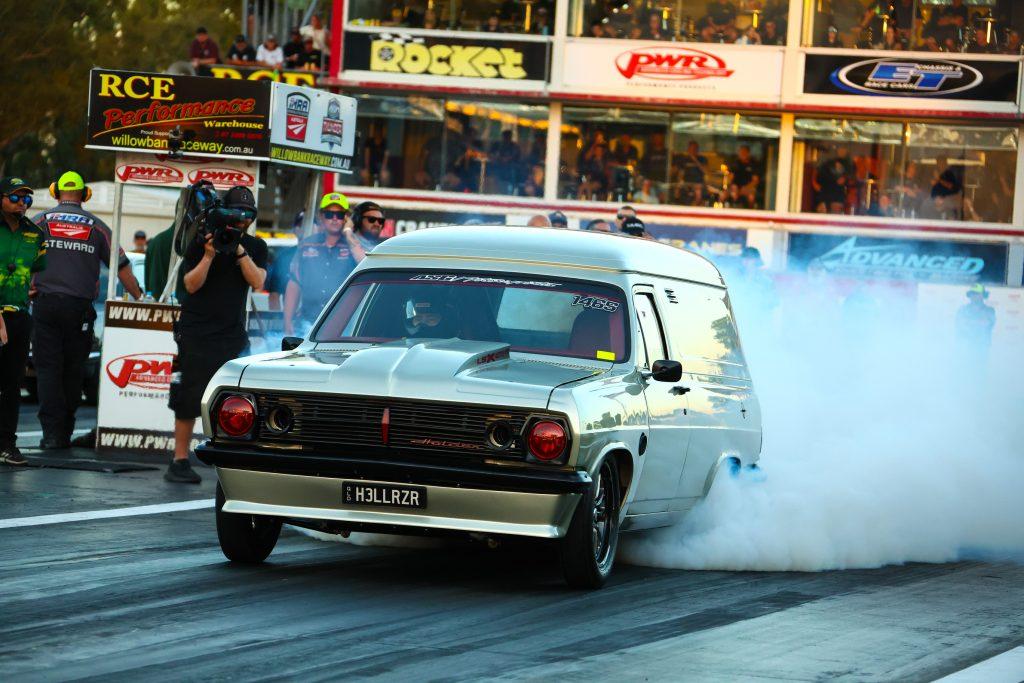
[[178, 233, 268, 342], [706, 1, 737, 25], [283, 40, 304, 64], [730, 156, 762, 187], [227, 44, 256, 62], [677, 152, 708, 184], [640, 146, 670, 181]]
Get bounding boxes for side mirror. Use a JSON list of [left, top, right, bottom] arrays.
[[281, 336, 303, 352], [651, 359, 682, 383]]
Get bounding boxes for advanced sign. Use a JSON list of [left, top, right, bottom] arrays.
[[114, 152, 259, 189], [561, 39, 783, 102], [788, 234, 1008, 284], [343, 29, 550, 84], [87, 68, 272, 159], [804, 54, 1019, 102], [268, 83, 356, 172]]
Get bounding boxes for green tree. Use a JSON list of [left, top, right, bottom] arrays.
[[0, 0, 237, 186]]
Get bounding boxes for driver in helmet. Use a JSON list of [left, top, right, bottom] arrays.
[[404, 290, 460, 339]]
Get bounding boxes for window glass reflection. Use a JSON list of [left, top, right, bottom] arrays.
[[794, 118, 1017, 222], [349, 0, 555, 34]]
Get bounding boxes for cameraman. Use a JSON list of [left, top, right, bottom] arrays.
[[166, 186, 267, 484]]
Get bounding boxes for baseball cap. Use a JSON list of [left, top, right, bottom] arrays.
[[620, 216, 646, 236], [134, 230, 147, 239], [235, 34, 246, 43], [548, 211, 568, 227], [56, 171, 86, 191], [196, 26, 208, 34], [223, 185, 256, 210], [741, 246, 763, 263], [967, 283, 989, 298], [0, 176, 33, 194], [319, 191, 350, 210]]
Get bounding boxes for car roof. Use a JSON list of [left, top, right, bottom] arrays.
[[368, 226, 724, 287]]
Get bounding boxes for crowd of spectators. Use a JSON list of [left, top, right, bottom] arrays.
[[585, 0, 788, 44], [568, 130, 770, 209], [807, 146, 1013, 223], [353, 0, 556, 34], [188, 14, 330, 71], [816, 0, 1023, 54]]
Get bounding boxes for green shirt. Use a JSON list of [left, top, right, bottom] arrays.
[[0, 215, 47, 311], [143, 224, 187, 303]]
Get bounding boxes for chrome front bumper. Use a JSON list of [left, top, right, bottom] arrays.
[[217, 467, 583, 539]]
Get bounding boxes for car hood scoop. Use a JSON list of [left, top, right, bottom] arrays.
[[240, 339, 604, 408]]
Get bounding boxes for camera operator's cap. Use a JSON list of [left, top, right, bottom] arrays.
[[548, 211, 568, 227], [620, 216, 645, 234], [223, 185, 256, 210], [57, 171, 86, 191], [0, 177, 33, 194], [319, 191, 350, 210]]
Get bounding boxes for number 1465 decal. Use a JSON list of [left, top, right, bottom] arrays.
[[571, 295, 620, 312]]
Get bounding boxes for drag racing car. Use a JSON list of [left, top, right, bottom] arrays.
[[196, 226, 761, 588]]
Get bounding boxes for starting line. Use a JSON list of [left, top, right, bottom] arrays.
[[0, 499, 215, 529]]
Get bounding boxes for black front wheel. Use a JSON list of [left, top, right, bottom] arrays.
[[216, 483, 282, 563], [559, 456, 620, 589]]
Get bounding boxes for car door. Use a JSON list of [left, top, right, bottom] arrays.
[[630, 288, 692, 513]]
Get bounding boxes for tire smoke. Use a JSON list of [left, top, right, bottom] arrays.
[[622, 269, 1024, 572]]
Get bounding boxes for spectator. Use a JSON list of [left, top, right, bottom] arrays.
[[189, 26, 220, 67], [301, 13, 331, 56], [955, 284, 996, 362], [814, 146, 854, 214], [527, 214, 550, 227], [675, 140, 708, 205], [922, 35, 943, 52], [299, 36, 323, 70], [819, 25, 842, 47], [736, 25, 761, 45], [533, 7, 552, 35], [639, 131, 670, 183], [584, 218, 612, 232], [490, 130, 521, 194], [728, 144, 762, 207], [611, 133, 640, 168], [761, 20, 783, 46], [578, 143, 610, 200], [634, 178, 660, 204], [132, 230, 147, 253], [891, 0, 921, 46], [700, 0, 738, 43], [226, 34, 256, 64], [257, 35, 284, 68], [283, 28, 304, 67], [722, 183, 752, 209], [641, 12, 667, 40], [423, 8, 440, 29], [614, 205, 636, 232], [859, 1, 892, 47], [589, 19, 606, 38], [967, 27, 999, 53], [361, 125, 390, 187], [925, 0, 967, 49], [930, 155, 963, 199], [342, 201, 388, 263], [482, 13, 503, 33], [523, 164, 544, 197], [1004, 30, 1022, 55], [548, 211, 568, 228]]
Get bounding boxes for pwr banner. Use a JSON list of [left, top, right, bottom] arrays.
[[114, 151, 260, 190]]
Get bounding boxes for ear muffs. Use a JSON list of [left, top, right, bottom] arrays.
[[351, 201, 381, 231], [50, 181, 91, 202]]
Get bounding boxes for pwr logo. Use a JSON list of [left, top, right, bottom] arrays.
[[106, 353, 175, 390], [187, 168, 256, 188], [115, 163, 184, 185], [615, 47, 734, 81]]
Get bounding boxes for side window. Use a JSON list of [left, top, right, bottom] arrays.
[[662, 284, 748, 378], [633, 292, 666, 368]]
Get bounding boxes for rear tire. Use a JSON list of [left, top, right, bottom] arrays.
[[216, 483, 281, 563], [559, 456, 620, 589]]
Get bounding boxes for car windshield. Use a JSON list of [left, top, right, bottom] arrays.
[[313, 270, 629, 362]]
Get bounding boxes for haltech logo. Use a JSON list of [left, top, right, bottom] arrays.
[[830, 58, 982, 97], [115, 163, 184, 185], [285, 92, 310, 142], [187, 168, 256, 187], [408, 438, 484, 451], [106, 353, 175, 390], [615, 46, 734, 81], [370, 37, 527, 79]]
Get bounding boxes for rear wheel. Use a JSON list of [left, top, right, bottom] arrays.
[[559, 456, 620, 589], [216, 483, 281, 563]]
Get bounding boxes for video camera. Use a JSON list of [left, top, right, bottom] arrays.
[[172, 181, 256, 257]]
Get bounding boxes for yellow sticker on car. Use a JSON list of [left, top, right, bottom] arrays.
[[596, 350, 615, 361]]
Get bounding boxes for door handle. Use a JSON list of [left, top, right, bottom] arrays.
[[671, 385, 690, 396]]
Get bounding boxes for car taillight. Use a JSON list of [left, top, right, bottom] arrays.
[[217, 395, 256, 437], [528, 421, 567, 461]]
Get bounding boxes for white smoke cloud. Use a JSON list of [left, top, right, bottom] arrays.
[[622, 272, 1024, 572]]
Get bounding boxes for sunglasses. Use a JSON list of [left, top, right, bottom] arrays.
[[5, 194, 33, 207], [616, 213, 628, 220], [322, 210, 346, 220], [363, 215, 384, 225]]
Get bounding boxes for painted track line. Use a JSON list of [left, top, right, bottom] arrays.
[[934, 646, 1024, 683], [0, 499, 215, 529]]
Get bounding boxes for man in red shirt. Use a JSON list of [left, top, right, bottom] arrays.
[[190, 27, 220, 68]]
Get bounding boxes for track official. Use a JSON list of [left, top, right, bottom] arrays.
[[283, 192, 354, 336], [167, 186, 267, 484], [31, 171, 142, 449], [0, 177, 46, 465]]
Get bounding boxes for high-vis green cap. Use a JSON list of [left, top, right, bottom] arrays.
[[319, 192, 349, 210], [968, 283, 989, 297], [57, 171, 86, 191]]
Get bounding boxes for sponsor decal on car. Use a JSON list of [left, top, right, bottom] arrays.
[[571, 295, 620, 312], [115, 163, 184, 185], [829, 58, 982, 97], [615, 46, 734, 81], [285, 91, 310, 142], [105, 353, 175, 390], [408, 437, 485, 450]]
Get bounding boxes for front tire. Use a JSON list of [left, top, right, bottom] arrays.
[[216, 483, 282, 563], [559, 456, 620, 589]]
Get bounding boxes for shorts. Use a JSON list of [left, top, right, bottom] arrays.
[[168, 334, 248, 420]]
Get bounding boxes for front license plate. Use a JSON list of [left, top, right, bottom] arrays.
[[342, 482, 427, 509]]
